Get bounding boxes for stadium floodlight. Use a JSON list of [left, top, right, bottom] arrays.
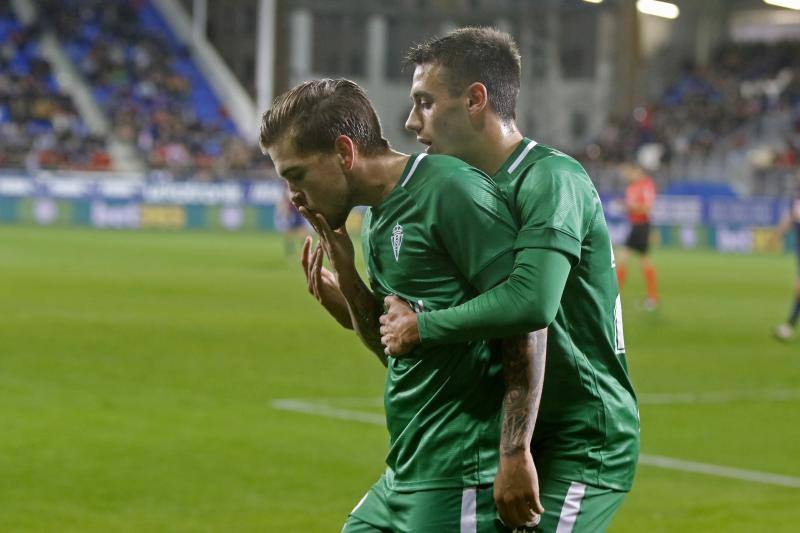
[[636, 0, 680, 19], [764, 0, 800, 10]]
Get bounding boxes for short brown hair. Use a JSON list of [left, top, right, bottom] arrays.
[[260, 78, 389, 155], [404, 27, 521, 122]]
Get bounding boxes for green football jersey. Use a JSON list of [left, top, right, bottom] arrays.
[[494, 139, 640, 491], [361, 153, 518, 492]]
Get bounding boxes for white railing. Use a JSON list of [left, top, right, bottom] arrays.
[[151, 0, 259, 142]]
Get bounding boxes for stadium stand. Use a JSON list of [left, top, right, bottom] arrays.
[[3, 0, 797, 191], [0, 0, 273, 179], [584, 40, 800, 195], [0, 0, 109, 171], [38, 0, 272, 180]]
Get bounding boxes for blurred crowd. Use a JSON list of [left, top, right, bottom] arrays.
[[38, 0, 272, 180], [583, 41, 800, 194], [0, 0, 273, 179], [4, 0, 799, 190], [0, 0, 109, 171]]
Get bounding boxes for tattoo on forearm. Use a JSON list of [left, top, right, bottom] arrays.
[[341, 276, 388, 367], [500, 328, 547, 456]]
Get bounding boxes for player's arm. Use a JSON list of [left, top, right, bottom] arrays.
[[300, 236, 353, 330], [494, 329, 547, 527], [339, 270, 387, 366], [381, 249, 567, 350], [381, 163, 582, 351], [625, 194, 648, 216], [379, 248, 568, 352], [627, 181, 655, 217], [627, 203, 649, 216], [415, 248, 570, 344], [625, 193, 646, 215], [308, 210, 387, 367]]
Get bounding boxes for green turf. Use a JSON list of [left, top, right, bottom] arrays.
[[1, 226, 798, 532]]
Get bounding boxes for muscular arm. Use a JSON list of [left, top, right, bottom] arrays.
[[307, 210, 386, 366], [499, 329, 547, 455], [339, 269, 388, 367], [417, 247, 572, 345], [493, 328, 548, 526]]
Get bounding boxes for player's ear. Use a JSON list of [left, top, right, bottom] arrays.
[[334, 135, 356, 171], [466, 82, 489, 115]]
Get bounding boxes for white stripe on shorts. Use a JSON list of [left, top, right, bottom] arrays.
[[460, 487, 477, 533], [555, 482, 587, 533]]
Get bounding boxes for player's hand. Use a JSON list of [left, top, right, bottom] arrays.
[[379, 295, 420, 356], [300, 207, 357, 280], [494, 450, 544, 529], [300, 236, 352, 329]]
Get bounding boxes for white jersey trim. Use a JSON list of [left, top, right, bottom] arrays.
[[401, 153, 427, 187], [351, 491, 369, 514], [507, 140, 538, 174]]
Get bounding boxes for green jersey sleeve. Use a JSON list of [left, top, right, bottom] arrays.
[[431, 171, 516, 293], [512, 157, 596, 262], [417, 247, 571, 344]]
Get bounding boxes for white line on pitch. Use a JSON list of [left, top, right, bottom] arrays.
[[271, 398, 800, 489], [639, 455, 800, 488], [272, 388, 800, 410], [638, 388, 800, 405], [271, 399, 385, 425]]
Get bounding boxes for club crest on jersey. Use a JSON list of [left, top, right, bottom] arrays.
[[391, 223, 403, 261]]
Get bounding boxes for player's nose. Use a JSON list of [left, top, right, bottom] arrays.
[[405, 111, 421, 133]]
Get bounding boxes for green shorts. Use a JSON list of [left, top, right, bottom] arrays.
[[534, 478, 627, 533], [342, 474, 628, 533], [342, 474, 506, 533]]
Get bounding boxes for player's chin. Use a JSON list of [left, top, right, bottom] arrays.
[[329, 210, 350, 231]]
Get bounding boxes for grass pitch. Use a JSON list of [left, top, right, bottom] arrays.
[[1, 226, 798, 532]]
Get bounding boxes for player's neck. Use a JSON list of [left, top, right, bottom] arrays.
[[465, 119, 523, 176], [351, 150, 410, 207]]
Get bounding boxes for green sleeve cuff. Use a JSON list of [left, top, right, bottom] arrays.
[[515, 227, 581, 262], [416, 306, 458, 345], [417, 311, 432, 345]]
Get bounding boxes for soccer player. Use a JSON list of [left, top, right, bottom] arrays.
[[772, 189, 800, 341], [616, 162, 659, 310], [261, 78, 545, 532], [379, 28, 640, 532]]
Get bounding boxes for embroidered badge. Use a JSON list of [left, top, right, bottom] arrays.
[[391, 223, 403, 261]]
